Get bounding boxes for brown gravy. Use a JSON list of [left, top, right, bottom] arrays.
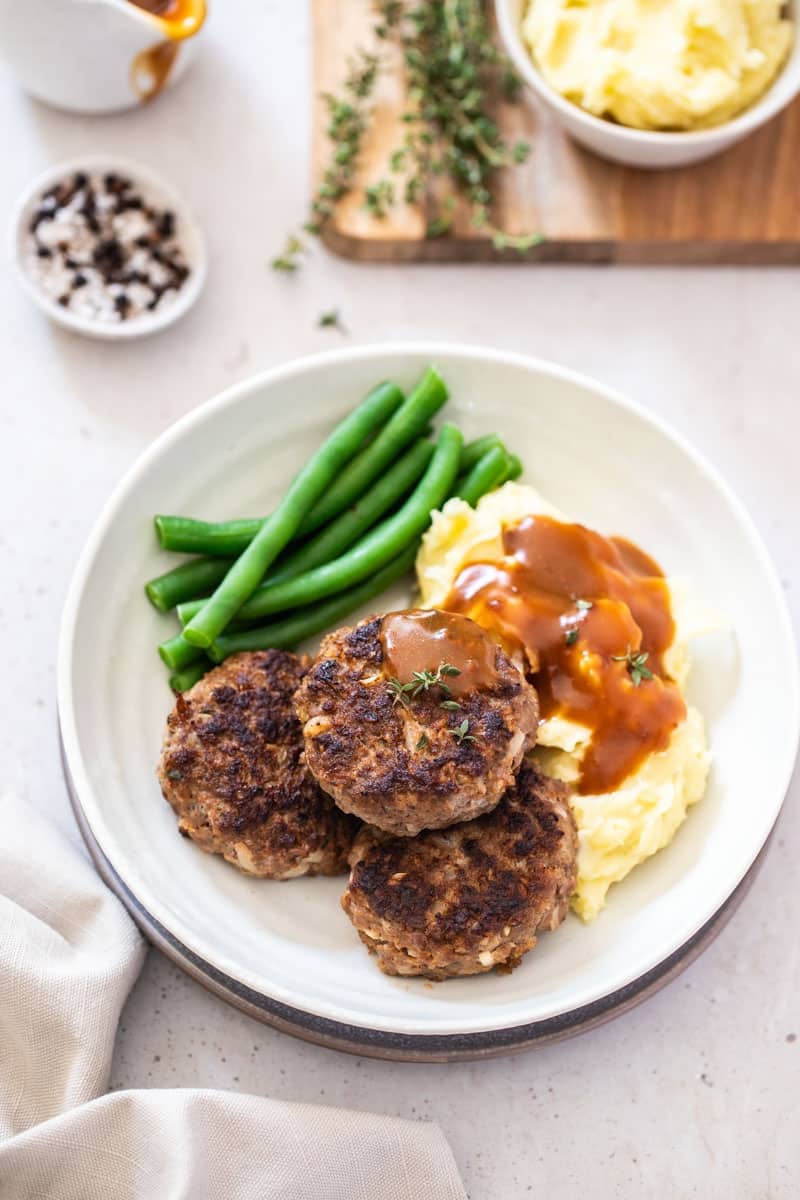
[[128, 0, 205, 102], [444, 515, 685, 793], [131, 40, 179, 102], [380, 609, 499, 697]]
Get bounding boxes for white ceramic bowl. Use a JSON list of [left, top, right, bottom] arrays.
[[496, 0, 800, 168], [58, 343, 798, 1054], [10, 156, 206, 339]]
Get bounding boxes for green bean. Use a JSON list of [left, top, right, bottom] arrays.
[[266, 437, 434, 586], [169, 661, 209, 692], [182, 381, 407, 649], [146, 556, 233, 612], [296, 366, 449, 537], [464, 455, 515, 509], [458, 434, 504, 475], [176, 600, 203, 625], [159, 630, 204, 672], [154, 379, 404, 557], [453, 445, 510, 507], [203, 423, 462, 625], [208, 543, 419, 663], [506, 453, 523, 481], [177, 598, 261, 625], [154, 516, 261, 557]]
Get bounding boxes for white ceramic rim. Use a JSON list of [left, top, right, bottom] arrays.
[[57, 342, 800, 1035], [9, 155, 207, 340], [495, 0, 800, 150]]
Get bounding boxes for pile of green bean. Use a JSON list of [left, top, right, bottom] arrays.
[[145, 367, 523, 691]]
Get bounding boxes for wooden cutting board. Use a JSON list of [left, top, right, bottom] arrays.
[[312, 0, 800, 264]]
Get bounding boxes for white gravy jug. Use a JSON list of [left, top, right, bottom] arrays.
[[0, 0, 206, 114]]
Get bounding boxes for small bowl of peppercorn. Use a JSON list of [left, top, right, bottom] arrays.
[[11, 156, 206, 339]]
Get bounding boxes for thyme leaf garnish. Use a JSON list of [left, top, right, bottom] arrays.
[[318, 308, 347, 334], [387, 661, 461, 707], [387, 676, 415, 708], [452, 718, 476, 745], [409, 662, 460, 697], [611, 646, 654, 687]]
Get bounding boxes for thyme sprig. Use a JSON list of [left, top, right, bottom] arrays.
[[387, 676, 415, 708], [410, 662, 461, 695], [306, 51, 381, 237], [612, 646, 654, 687], [272, 50, 381, 271], [271, 234, 307, 273]]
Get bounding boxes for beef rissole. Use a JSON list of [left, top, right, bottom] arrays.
[[343, 763, 578, 979], [158, 649, 357, 878], [294, 609, 539, 837]]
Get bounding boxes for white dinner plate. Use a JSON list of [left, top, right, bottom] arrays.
[[58, 343, 799, 1058]]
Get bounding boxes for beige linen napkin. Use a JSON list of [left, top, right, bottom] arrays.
[[0, 795, 466, 1200]]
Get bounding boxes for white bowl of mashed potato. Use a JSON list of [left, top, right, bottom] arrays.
[[496, 0, 799, 167]]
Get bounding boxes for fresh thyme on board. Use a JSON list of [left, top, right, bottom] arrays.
[[273, 0, 540, 270], [370, 0, 540, 248]]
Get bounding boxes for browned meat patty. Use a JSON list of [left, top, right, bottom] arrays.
[[342, 763, 577, 980], [294, 610, 539, 837], [157, 650, 357, 879]]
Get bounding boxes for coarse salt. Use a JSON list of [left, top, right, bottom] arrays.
[[25, 170, 191, 324]]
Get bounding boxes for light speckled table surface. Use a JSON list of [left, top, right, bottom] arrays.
[[2, 4, 799, 1196]]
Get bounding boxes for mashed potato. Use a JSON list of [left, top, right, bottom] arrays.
[[522, 0, 793, 131], [417, 483, 711, 922]]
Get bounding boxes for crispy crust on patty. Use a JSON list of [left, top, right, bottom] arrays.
[[294, 613, 539, 836], [157, 650, 357, 879], [342, 763, 577, 979]]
